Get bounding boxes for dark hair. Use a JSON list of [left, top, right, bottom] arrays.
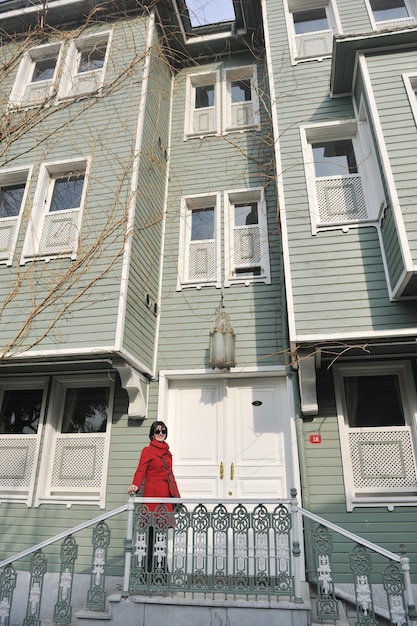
[[149, 420, 168, 440]]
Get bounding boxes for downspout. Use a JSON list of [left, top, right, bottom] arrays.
[[115, 9, 155, 374], [260, 0, 311, 511]]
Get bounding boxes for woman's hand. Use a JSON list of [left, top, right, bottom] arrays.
[[127, 484, 139, 495]]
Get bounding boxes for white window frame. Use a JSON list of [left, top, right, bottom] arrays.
[[177, 193, 221, 289], [300, 118, 385, 234], [284, 0, 342, 64], [0, 377, 48, 506], [365, 0, 417, 30], [9, 42, 62, 108], [21, 157, 90, 264], [223, 66, 260, 132], [224, 188, 271, 286], [184, 71, 220, 138], [0, 167, 31, 266], [58, 31, 111, 100], [334, 361, 417, 510], [35, 374, 114, 508]]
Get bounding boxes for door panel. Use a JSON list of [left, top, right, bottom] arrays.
[[168, 377, 291, 500]]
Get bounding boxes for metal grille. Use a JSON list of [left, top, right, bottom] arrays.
[[349, 428, 417, 489], [0, 438, 37, 486], [50, 435, 105, 489], [376, 17, 416, 30], [188, 240, 215, 281], [38, 209, 79, 255], [316, 175, 368, 223], [0, 218, 18, 259], [295, 29, 333, 59], [234, 226, 261, 267]]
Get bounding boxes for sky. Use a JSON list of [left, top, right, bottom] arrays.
[[186, 0, 235, 27]]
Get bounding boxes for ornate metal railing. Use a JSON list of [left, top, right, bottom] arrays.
[[0, 493, 415, 625], [0, 505, 127, 626]]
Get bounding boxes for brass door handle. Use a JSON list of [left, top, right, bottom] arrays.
[[220, 462, 224, 479], [230, 463, 234, 481]]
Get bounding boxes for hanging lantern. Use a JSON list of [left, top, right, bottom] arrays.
[[209, 305, 236, 369]]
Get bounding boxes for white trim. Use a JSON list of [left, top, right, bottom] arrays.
[[0, 376, 49, 507], [402, 71, 417, 126], [222, 65, 261, 133], [184, 70, 220, 139], [177, 192, 221, 290], [358, 55, 413, 297], [0, 165, 32, 266], [35, 373, 114, 508], [260, 0, 297, 348], [57, 30, 112, 101], [294, 326, 417, 341], [364, 0, 417, 31], [9, 42, 63, 109], [159, 366, 287, 380], [223, 187, 271, 286], [20, 157, 91, 264], [283, 0, 342, 65], [334, 360, 417, 510], [115, 11, 155, 352]]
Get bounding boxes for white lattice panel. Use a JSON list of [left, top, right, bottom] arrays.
[[188, 240, 215, 281], [39, 209, 79, 255], [70, 71, 101, 97], [295, 30, 333, 59], [376, 17, 415, 30], [234, 226, 261, 267], [349, 428, 417, 489], [50, 435, 105, 489], [231, 102, 255, 127], [193, 108, 215, 134], [0, 438, 37, 487], [316, 175, 368, 223], [0, 218, 18, 259]]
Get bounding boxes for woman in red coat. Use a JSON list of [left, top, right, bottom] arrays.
[[128, 421, 180, 573]]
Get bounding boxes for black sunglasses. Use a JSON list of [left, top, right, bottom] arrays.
[[154, 428, 167, 435]]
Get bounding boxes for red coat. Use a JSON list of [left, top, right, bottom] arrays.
[[132, 439, 180, 511]]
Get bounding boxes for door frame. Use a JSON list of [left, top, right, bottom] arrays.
[[158, 367, 302, 501]]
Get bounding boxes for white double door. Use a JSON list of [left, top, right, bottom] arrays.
[[167, 377, 293, 501]]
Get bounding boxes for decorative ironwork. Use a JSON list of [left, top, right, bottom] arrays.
[[23, 550, 47, 626], [0, 563, 17, 626], [53, 535, 78, 625], [383, 563, 408, 626], [350, 545, 378, 626], [312, 524, 339, 621], [86, 521, 110, 611]]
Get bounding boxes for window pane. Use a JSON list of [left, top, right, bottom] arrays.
[[195, 85, 214, 108], [191, 207, 214, 240], [0, 389, 43, 434], [370, 0, 409, 21], [61, 387, 110, 433], [234, 202, 258, 226], [78, 46, 106, 73], [293, 8, 329, 33], [231, 79, 251, 103], [312, 140, 358, 177], [50, 175, 84, 212], [31, 57, 56, 82], [0, 183, 25, 218], [344, 375, 405, 427]]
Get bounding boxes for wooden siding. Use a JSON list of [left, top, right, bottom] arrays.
[[300, 365, 417, 580], [0, 17, 149, 357], [157, 57, 286, 371], [265, 0, 417, 340], [365, 50, 417, 265], [122, 31, 172, 370]]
